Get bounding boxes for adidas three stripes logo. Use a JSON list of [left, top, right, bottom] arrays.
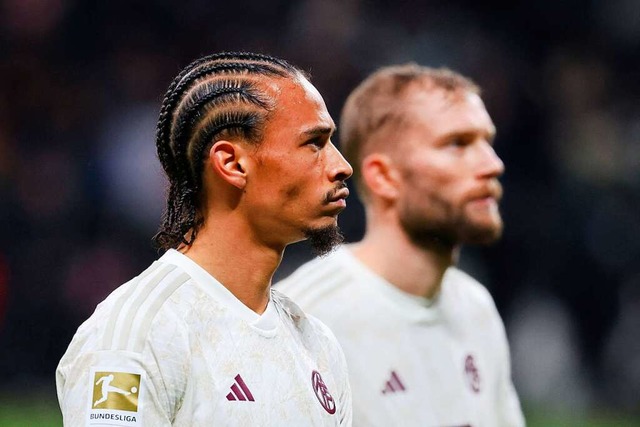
[[382, 370, 406, 394], [226, 374, 255, 402]]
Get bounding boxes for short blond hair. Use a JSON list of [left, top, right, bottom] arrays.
[[339, 63, 480, 199]]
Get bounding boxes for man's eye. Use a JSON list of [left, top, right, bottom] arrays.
[[449, 137, 469, 147], [307, 138, 325, 149]]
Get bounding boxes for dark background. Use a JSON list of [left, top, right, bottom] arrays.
[[1, 0, 639, 422]]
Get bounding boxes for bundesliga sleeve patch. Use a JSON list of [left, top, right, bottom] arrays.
[[87, 368, 143, 426]]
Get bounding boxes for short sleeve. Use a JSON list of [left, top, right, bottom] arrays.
[[56, 304, 191, 426], [56, 349, 172, 426]]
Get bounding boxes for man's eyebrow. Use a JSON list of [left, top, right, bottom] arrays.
[[441, 127, 497, 143], [303, 125, 336, 138]]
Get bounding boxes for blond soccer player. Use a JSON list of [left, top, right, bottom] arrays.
[[277, 64, 525, 426]]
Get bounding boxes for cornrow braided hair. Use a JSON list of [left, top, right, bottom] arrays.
[[153, 52, 302, 250]]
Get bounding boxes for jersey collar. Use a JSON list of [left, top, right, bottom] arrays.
[[159, 249, 279, 335]]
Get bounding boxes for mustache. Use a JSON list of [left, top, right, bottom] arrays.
[[323, 182, 349, 204], [468, 180, 503, 201]]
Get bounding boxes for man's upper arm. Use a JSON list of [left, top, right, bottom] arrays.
[[57, 349, 173, 426], [491, 304, 525, 426]]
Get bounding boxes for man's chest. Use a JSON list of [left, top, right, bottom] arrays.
[[174, 334, 344, 425], [341, 323, 498, 426]]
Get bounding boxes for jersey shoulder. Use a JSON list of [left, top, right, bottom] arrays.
[[271, 289, 337, 341], [275, 247, 364, 309], [56, 259, 200, 424], [59, 259, 201, 369], [276, 249, 346, 292], [272, 289, 347, 358], [441, 266, 506, 334], [442, 266, 496, 307]]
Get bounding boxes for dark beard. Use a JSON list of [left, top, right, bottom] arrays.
[[303, 224, 344, 256], [403, 220, 501, 252], [400, 201, 502, 251]]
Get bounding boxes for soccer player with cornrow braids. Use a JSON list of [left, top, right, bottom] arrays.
[[57, 52, 353, 426]]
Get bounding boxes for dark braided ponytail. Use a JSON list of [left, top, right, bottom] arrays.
[[153, 52, 302, 250]]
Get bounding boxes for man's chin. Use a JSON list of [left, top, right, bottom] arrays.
[[461, 222, 503, 245], [303, 224, 344, 256]]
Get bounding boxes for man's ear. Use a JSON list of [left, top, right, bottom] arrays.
[[207, 140, 248, 189], [361, 153, 401, 200]]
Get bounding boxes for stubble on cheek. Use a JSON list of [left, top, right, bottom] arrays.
[[276, 184, 301, 210]]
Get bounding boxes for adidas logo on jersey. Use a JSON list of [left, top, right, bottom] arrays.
[[226, 374, 255, 402], [381, 370, 406, 394]]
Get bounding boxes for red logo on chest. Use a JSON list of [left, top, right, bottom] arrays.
[[464, 354, 481, 393], [311, 370, 336, 414], [381, 370, 406, 394]]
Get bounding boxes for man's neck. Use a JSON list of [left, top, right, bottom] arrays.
[[179, 220, 283, 314], [350, 226, 456, 299]]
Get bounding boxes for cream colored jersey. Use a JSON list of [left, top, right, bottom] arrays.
[[276, 246, 524, 427], [57, 249, 352, 427]]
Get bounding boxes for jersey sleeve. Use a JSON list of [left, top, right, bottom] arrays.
[[460, 271, 525, 427], [56, 349, 172, 426], [56, 304, 190, 426], [495, 321, 526, 427], [336, 343, 353, 426], [487, 299, 525, 427]]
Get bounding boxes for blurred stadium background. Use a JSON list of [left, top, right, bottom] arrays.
[[0, 0, 639, 425]]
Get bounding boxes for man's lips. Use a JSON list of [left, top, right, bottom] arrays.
[[469, 181, 503, 202], [469, 197, 499, 209], [328, 188, 350, 203], [325, 184, 350, 205], [323, 187, 349, 212]]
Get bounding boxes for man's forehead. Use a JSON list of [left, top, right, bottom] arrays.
[[272, 76, 316, 106], [402, 89, 494, 133], [403, 87, 478, 111], [261, 75, 334, 138]]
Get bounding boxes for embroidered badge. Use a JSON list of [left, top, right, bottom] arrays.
[[312, 370, 336, 415], [464, 354, 481, 393]]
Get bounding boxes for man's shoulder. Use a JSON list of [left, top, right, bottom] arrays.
[[441, 266, 504, 329], [67, 259, 199, 356], [275, 247, 358, 305], [271, 289, 344, 353], [271, 289, 329, 333], [443, 267, 495, 304]]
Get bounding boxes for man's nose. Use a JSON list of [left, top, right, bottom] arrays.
[[328, 142, 353, 181], [477, 142, 504, 178]]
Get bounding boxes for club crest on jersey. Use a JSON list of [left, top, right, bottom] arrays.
[[464, 354, 481, 393], [88, 368, 142, 426], [311, 370, 336, 415]]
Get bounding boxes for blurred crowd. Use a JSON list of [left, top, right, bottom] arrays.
[[0, 0, 638, 417]]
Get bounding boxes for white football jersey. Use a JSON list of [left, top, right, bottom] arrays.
[[57, 249, 352, 427], [276, 246, 524, 427]]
